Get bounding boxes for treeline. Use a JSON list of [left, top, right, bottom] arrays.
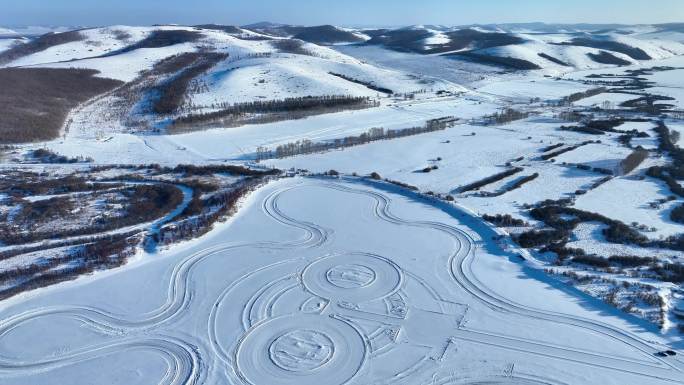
[[0, 30, 84, 65], [478, 173, 539, 197], [0, 68, 122, 144], [169, 164, 280, 177], [88, 163, 279, 178], [540, 141, 596, 161], [541, 143, 564, 153], [569, 255, 655, 269], [270, 39, 316, 56], [484, 108, 530, 125], [482, 214, 528, 227], [618, 148, 649, 175], [458, 167, 523, 193], [171, 95, 378, 130], [455, 52, 541, 70], [570, 255, 684, 284], [328, 72, 393, 94], [538, 53, 569, 66], [560, 119, 627, 135], [151, 52, 228, 115], [506, 173, 539, 192], [587, 51, 632, 66], [257, 117, 457, 160], [560, 87, 607, 105], [113, 30, 203, 55]]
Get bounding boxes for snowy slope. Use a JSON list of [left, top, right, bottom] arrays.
[[191, 49, 460, 108], [0, 39, 22, 53], [4, 26, 166, 68], [356, 25, 684, 73], [5, 25, 460, 101], [0, 27, 18, 37]]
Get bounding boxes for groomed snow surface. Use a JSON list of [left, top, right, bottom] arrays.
[[0, 177, 681, 385]]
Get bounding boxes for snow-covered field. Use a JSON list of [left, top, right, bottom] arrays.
[[2, 21, 684, 383], [1, 177, 681, 385]]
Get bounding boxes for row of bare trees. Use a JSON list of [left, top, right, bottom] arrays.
[[256, 117, 457, 160]]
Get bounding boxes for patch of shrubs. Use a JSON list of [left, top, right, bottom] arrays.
[[31, 148, 92, 164], [124, 184, 184, 223], [482, 214, 528, 227], [651, 263, 684, 283], [0, 184, 183, 245], [516, 229, 567, 248], [670, 204, 684, 224], [13, 196, 74, 225], [530, 205, 648, 245], [157, 178, 267, 244], [0, 233, 139, 301], [328, 72, 393, 94], [420, 165, 439, 173]]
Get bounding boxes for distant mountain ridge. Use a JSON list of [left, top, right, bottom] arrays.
[[2, 21, 684, 73]]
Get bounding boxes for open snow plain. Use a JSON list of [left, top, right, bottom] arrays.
[[4, 22, 684, 384], [1, 177, 682, 385]]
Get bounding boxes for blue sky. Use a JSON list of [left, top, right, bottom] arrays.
[[1, 0, 683, 27]]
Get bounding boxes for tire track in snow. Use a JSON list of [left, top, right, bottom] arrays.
[[0, 178, 681, 384]]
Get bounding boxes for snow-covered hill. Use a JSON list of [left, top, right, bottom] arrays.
[[357, 25, 684, 72], [0, 24, 452, 92]]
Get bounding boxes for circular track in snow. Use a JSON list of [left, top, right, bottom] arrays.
[[302, 252, 403, 304], [234, 314, 366, 385]]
